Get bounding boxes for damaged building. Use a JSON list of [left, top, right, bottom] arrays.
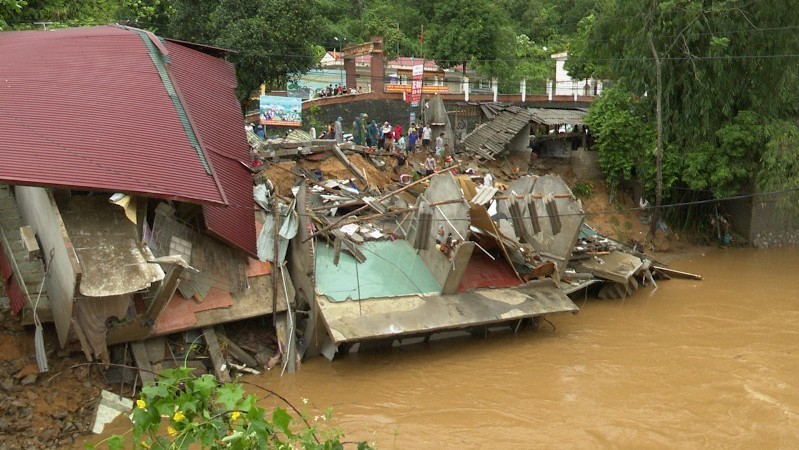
[[1, 27, 691, 382], [0, 25, 292, 376]]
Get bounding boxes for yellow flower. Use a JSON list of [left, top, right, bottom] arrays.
[[167, 426, 177, 437], [231, 411, 241, 421], [140, 441, 151, 449], [172, 411, 186, 422], [136, 399, 146, 409]]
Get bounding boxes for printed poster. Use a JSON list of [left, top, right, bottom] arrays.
[[259, 95, 302, 127]]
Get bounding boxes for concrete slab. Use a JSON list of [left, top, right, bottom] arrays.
[[571, 250, 643, 284], [316, 280, 578, 344], [59, 196, 164, 297]]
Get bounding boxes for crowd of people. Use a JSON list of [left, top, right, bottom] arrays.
[[250, 112, 458, 181], [339, 113, 458, 179], [316, 83, 362, 98]]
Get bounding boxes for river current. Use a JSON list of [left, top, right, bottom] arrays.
[[253, 247, 799, 448]]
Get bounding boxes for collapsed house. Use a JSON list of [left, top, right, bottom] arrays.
[[0, 26, 293, 376], [1, 27, 688, 379], [252, 101, 684, 358], [282, 169, 581, 359]]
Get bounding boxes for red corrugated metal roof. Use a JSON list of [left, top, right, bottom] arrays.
[[0, 25, 256, 256], [0, 26, 224, 205], [165, 42, 257, 256]]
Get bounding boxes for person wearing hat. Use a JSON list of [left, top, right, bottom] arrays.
[[334, 116, 343, 143], [382, 122, 394, 152], [377, 121, 388, 150]]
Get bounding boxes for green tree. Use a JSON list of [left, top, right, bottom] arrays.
[[0, 0, 26, 29], [757, 122, 799, 222], [573, 0, 799, 225], [426, 0, 513, 77], [115, 0, 174, 33], [167, 0, 326, 103], [584, 86, 655, 192], [2, 0, 120, 29], [511, 34, 553, 95]]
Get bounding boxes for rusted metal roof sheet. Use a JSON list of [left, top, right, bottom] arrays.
[[165, 41, 257, 256], [462, 106, 532, 159], [529, 108, 588, 126], [0, 26, 227, 205]]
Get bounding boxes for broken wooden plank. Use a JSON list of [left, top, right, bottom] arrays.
[[202, 327, 231, 383], [332, 237, 342, 265], [332, 145, 367, 183], [652, 266, 703, 280], [130, 341, 156, 385], [19, 225, 39, 261], [215, 327, 259, 369]]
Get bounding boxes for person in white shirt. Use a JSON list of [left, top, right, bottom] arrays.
[[435, 132, 445, 156], [421, 124, 432, 152], [424, 154, 436, 176]]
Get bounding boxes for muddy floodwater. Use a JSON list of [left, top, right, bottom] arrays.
[[251, 247, 799, 449]]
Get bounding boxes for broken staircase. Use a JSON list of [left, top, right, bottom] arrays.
[[0, 184, 51, 324]]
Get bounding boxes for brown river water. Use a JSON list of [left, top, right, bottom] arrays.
[[253, 246, 799, 449], [85, 246, 799, 449]]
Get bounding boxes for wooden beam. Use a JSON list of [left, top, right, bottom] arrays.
[[332, 145, 367, 183], [653, 266, 703, 280], [130, 341, 156, 385], [145, 261, 186, 322], [202, 327, 231, 383], [216, 327, 259, 369]]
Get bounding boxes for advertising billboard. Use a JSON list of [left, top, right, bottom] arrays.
[[259, 95, 302, 127]]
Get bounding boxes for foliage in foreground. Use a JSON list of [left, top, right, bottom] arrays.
[[88, 366, 372, 450]]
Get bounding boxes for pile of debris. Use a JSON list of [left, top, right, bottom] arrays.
[[244, 126, 695, 360]]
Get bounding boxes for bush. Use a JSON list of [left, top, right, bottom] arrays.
[[571, 181, 593, 199], [88, 365, 372, 449]]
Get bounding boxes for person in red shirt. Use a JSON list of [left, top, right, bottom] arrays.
[[392, 123, 403, 141]]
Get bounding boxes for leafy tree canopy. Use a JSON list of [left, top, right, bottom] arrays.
[[426, 0, 513, 76], [572, 0, 799, 208]]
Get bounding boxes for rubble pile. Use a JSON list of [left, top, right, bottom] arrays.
[[0, 303, 101, 449]]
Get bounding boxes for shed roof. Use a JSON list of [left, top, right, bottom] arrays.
[[0, 25, 256, 255], [461, 105, 532, 159], [529, 108, 588, 126]]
